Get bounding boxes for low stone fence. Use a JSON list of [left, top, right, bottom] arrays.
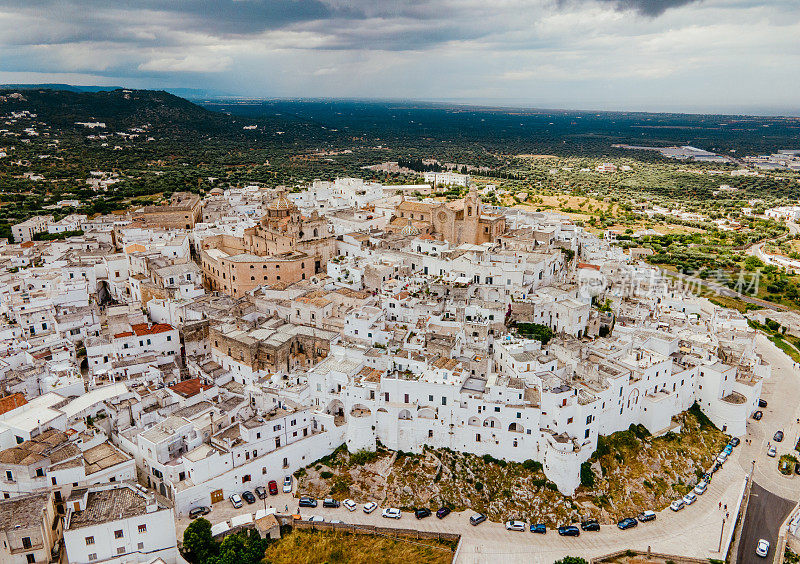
[[293, 519, 460, 543], [591, 549, 713, 564]]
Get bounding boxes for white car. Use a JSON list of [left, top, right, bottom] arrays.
[[670, 499, 685, 512], [756, 539, 770, 558], [505, 520, 526, 531], [767, 446, 777, 458], [382, 507, 402, 519], [229, 494, 243, 509], [716, 453, 727, 464], [682, 492, 697, 506], [343, 499, 357, 511], [282, 476, 292, 493], [693, 481, 707, 495], [363, 502, 378, 514], [308, 515, 325, 522]]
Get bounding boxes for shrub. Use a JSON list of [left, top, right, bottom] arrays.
[[521, 459, 543, 472], [580, 461, 595, 488], [320, 471, 334, 479]]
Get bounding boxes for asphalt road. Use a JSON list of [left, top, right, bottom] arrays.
[[736, 482, 794, 563]]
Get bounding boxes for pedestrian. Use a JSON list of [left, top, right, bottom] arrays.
[[285, 504, 288, 512], [719, 501, 722, 509], [724, 504, 727, 511]]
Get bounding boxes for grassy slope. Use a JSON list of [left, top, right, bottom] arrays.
[[262, 529, 455, 564], [297, 409, 727, 525]]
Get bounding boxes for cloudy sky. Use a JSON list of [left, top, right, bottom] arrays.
[[0, 0, 798, 113]]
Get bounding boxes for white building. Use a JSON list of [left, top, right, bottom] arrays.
[[63, 482, 178, 564]]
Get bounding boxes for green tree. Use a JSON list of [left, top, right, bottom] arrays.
[[182, 518, 216, 563], [554, 558, 589, 564], [207, 530, 269, 564]]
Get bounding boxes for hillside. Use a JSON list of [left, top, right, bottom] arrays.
[[0, 88, 236, 135]]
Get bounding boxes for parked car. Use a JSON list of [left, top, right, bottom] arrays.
[[753, 410, 763, 420], [716, 453, 728, 465], [414, 508, 431, 519], [723, 444, 733, 455], [343, 499, 357, 511], [241, 491, 256, 504], [637, 510, 656, 522], [268, 480, 278, 495], [683, 492, 697, 506], [617, 518, 638, 530], [382, 508, 401, 519], [758, 399, 768, 408], [363, 502, 378, 514], [530, 523, 547, 534], [580, 519, 600, 531], [767, 446, 777, 457], [436, 507, 451, 519], [469, 513, 487, 526], [670, 499, 685, 512], [299, 497, 318, 508], [756, 538, 770, 558], [254, 486, 267, 499], [795, 462, 800, 476], [694, 481, 708, 495], [557, 525, 580, 537], [308, 515, 325, 523], [229, 494, 243, 509], [729, 437, 740, 447], [282, 476, 293, 493], [323, 498, 340, 508], [189, 506, 211, 519], [505, 520, 526, 532], [774, 430, 784, 442]]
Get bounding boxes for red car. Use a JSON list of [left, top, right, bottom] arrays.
[[268, 480, 278, 495]]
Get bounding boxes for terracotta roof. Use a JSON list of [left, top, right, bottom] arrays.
[[577, 262, 600, 271], [114, 323, 173, 339], [0, 393, 27, 416], [168, 378, 213, 398]]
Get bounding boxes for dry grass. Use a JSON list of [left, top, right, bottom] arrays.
[[262, 529, 455, 564]]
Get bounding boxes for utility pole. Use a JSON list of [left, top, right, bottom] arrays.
[[718, 517, 726, 553]]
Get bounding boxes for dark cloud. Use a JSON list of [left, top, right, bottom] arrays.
[[598, 0, 701, 16]]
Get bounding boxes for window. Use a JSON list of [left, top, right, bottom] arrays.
[[494, 406, 500, 412], [428, 430, 433, 438], [85, 536, 95, 546], [88, 554, 97, 561], [117, 547, 126, 555], [22, 537, 31, 549], [585, 429, 590, 439], [138, 524, 147, 534], [26, 555, 35, 564], [567, 417, 573, 424], [35, 467, 44, 477], [114, 530, 124, 539], [137, 542, 144, 550]]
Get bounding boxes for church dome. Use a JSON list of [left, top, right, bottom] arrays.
[[267, 191, 292, 211], [400, 219, 420, 236]]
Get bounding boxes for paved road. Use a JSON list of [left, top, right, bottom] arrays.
[[736, 483, 794, 563]]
